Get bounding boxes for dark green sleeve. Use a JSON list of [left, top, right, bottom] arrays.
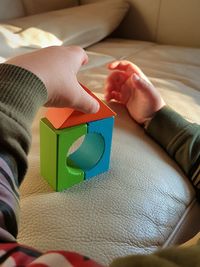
[[0, 63, 47, 241], [0, 63, 47, 183], [110, 240, 200, 267], [110, 106, 200, 267], [146, 106, 200, 199], [110, 106, 200, 266]]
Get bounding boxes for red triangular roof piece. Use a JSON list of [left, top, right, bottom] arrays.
[[45, 85, 116, 129], [45, 107, 74, 129]]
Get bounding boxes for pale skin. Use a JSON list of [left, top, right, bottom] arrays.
[[6, 47, 165, 123], [6, 45, 100, 113], [105, 60, 166, 124]]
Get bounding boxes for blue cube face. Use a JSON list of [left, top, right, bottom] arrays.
[[68, 132, 105, 171], [68, 116, 115, 180]]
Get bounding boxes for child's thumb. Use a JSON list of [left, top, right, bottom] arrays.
[[131, 73, 153, 94], [74, 86, 100, 114]]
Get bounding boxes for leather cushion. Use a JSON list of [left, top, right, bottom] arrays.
[[18, 40, 200, 265], [0, 0, 129, 51]]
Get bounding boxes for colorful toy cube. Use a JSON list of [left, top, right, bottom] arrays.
[[40, 85, 116, 191]]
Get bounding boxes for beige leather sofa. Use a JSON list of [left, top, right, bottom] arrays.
[[0, 0, 200, 265]]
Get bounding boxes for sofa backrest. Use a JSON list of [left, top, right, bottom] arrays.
[[1, 0, 199, 47], [0, 0, 25, 20], [81, 0, 200, 48], [23, 0, 79, 16], [0, 0, 79, 20]]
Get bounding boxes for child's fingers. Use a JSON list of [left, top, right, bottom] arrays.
[[108, 60, 131, 71], [104, 79, 121, 102], [105, 87, 129, 104], [104, 84, 114, 101], [108, 60, 140, 78], [104, 76, 115, 92], [105, 91, 123, 103], [109, 71, 127, 85], [104, 83, 116, 101], [105, 90, 116, 102], [108, 61, 152, 83], [105, 71, 128, 95], [108, 61, 120, 70], [104, 76, 116, 100], [111, 91, 122, 102]]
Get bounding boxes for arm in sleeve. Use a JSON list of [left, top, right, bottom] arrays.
[[0, 64, 105, 266], [0, 64, 47, 242], [145, 105, 200, 199], [110, 240, 200, 267]]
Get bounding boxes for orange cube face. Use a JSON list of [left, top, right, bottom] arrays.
[[45, 85, 116, 129]]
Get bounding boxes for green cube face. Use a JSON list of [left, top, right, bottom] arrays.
[[40, 118, 87, 191]]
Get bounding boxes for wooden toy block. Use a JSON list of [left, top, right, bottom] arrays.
[[40, 118, 87, 191], [45, 85, 115, 129], [40, 85, 116, 191], [85, 116, 115, 179]]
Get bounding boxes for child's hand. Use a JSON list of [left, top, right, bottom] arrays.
[[105, 60, 165, 124], [6, 46, 99, 113]]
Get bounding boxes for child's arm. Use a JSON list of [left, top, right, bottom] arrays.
[[110, 240, 200, 267], [146, 106, 200, 198], [0, 45, 99, 242], [105, 60, 200, 198], [0, 63, 47, 242], [0, 47, 99, 189], [0, 46, 103, 266], [106, 60, 200, 267]]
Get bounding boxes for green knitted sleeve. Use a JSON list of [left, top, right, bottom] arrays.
[[146, 106, 200, 197], [0, 63, 47, 183], [110, 241, 200, 267], [110, 106, 200, 267]]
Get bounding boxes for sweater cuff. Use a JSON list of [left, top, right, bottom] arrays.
[[0, 64, 47, 129], [146, 106, 190, 149]]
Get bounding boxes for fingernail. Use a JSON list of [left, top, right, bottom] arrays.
[[92, 101, 100, 113], [110, 61, 119, 69], [132, 73, 140, 81]]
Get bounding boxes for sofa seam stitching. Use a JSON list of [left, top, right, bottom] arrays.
[[162, 198, 198, 247]]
